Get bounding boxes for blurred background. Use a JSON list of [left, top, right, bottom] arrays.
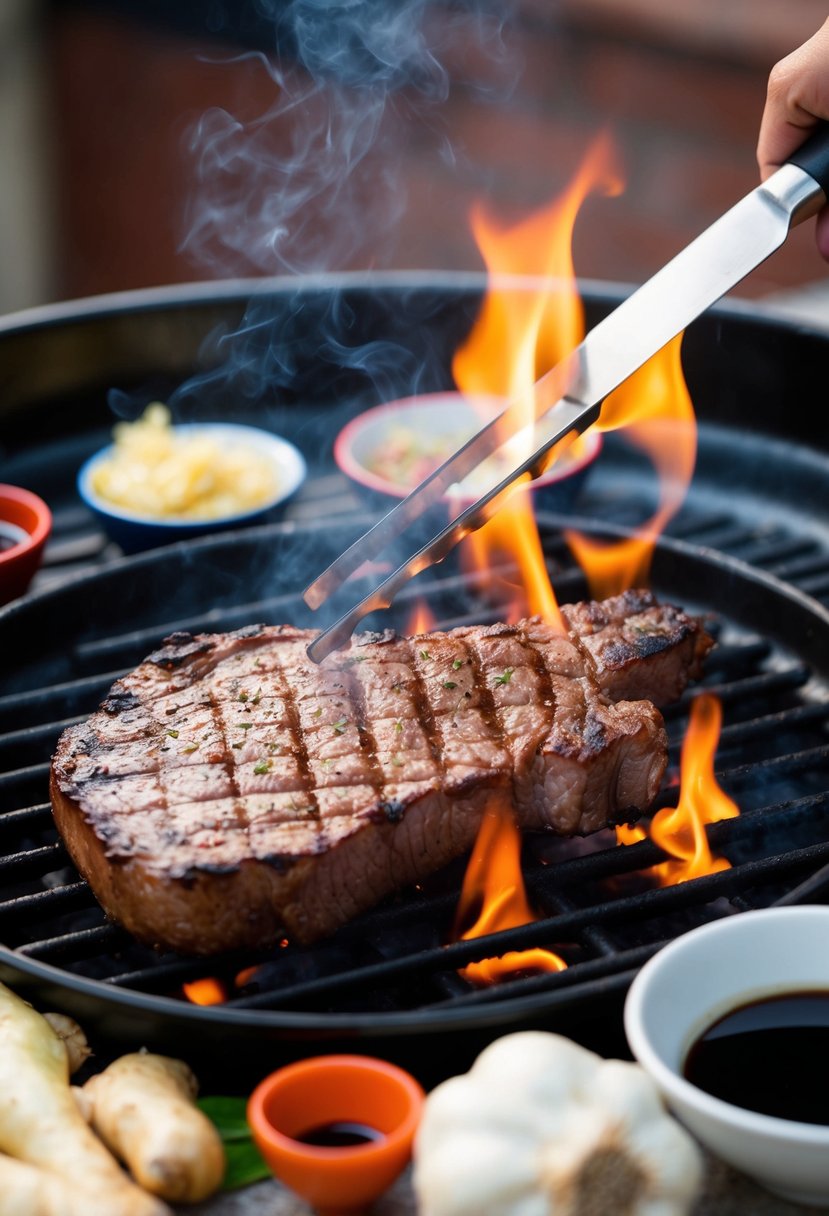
[[2, 0, 829, 319]]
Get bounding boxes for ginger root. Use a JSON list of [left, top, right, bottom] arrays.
[[0, 1153, 146, 1216], [0, 982, 167, 1216], [83, 1051, 226, 1203], [43, 1012, 92, 1075]]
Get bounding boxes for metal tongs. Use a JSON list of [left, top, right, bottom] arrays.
[[304, 356, 592, 661], [303, 126, 829, 662]]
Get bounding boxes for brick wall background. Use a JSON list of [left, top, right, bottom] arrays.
[[42, 1, 829, 305]]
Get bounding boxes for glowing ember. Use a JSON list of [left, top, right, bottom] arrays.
[[617, 693, 739, 883], [455, 803, 566, 984], [182, 977, 226, 1006]]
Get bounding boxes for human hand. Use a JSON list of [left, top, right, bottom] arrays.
[[758, 19, 829, 259]]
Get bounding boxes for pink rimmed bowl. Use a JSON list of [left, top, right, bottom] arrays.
[[335, 391, 602, 514]]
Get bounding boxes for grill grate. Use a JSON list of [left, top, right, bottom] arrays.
[[2, 507, 829, 1032]]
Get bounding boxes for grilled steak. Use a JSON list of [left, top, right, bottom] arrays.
[[560, 589, 710, 705], [50, 590, 712, 954]]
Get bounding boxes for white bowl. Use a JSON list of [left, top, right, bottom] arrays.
[[624, 906, 829, 1207]]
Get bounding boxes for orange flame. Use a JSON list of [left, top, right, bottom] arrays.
[[617, 693, 739, 883], [565, 332, 697, 598], [456, 803, 566, 984], [407, 600, 437, 636], [182, 977, 227, 1006], [452, 133, 623, 631], [183, 949, 290, 1005], [453, 132, 622, 403]]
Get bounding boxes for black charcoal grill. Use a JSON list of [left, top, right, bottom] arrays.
[[2, 273, 829, 1090]]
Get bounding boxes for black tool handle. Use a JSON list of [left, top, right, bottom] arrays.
[[787, 121, 829, 195]]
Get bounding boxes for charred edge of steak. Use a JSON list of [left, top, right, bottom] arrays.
[[147, 624, 270, 671], [99, 687, 142, 716], [562, 589, 714, 706], [147, 633, 215, 670]]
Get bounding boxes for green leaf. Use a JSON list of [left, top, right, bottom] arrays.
[[198, 1095, 251, 1141], [198, 1096, 271, 1191], [221, 1139, 271, 1191]]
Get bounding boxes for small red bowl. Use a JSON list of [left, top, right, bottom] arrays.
[[0, 485, 52, 606], [247, 1054, 425, 1216]]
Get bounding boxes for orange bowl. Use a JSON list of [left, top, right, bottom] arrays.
[[247, 1055, 425, 1216], [0, 485, 52, 606]]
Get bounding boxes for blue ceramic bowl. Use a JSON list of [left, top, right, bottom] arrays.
[[335, 392, 602, 515], [78, 423, 306, 554]]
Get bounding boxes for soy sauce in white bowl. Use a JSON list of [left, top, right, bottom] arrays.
[[683, 989, 829, 1125]]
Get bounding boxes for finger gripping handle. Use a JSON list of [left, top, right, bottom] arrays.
[[787, 122, 829, 195]]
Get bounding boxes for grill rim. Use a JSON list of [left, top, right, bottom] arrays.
[[4, 269, 829, 342], [4, 270, 829, 445]]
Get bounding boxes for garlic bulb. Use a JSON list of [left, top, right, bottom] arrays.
[[413, 1031, 703, 1216]]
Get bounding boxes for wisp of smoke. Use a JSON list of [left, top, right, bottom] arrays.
[[109, 1, 521, 447], [180, 0, 520, 277]]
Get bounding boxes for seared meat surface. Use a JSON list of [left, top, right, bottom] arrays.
[[50, 591, 712, 954], [561, 588, 710, 705]]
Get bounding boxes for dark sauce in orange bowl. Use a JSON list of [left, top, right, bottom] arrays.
[[296, 1120, 385, 1149], [684, 990, 829, 1125]]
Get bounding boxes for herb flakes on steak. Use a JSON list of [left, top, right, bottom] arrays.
[[49, 591, 712, 955]]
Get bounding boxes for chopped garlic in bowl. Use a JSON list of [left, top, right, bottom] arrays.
[[89, 404, 281, 521], [78, 405, 307, 554]]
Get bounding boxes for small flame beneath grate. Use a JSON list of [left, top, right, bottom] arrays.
[[454, 802, 566, 984], [407, 600, 437, 636], [618, 693, 739, 883]]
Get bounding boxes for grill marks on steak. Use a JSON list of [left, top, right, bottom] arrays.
[[561, 588, 712, 705], [50, 592, 712, 953]]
